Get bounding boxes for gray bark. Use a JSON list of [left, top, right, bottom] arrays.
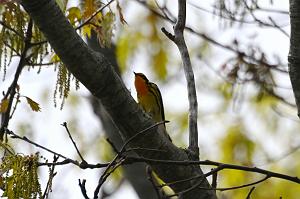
[[289, 0, 300, 117], [20, 0, 217, 198]]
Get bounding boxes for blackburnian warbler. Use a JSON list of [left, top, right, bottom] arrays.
[[134, 72, 172, 141]]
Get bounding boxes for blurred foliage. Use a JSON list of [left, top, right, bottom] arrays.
[[116, 8, 169, 79], [220, 124, 255, 165], [0, 2, 48, 80]]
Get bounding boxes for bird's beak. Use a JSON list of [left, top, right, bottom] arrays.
[[133, 71, 137, 76]]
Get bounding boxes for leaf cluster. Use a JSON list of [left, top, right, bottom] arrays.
[[0, 152, 42, 199]]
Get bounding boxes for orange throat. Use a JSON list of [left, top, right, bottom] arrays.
[[135, 76, 148, 96]]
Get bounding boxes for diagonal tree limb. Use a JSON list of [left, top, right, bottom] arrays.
[[288, 0, 300, 118]]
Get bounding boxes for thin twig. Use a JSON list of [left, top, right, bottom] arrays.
[[43, 155, 58, 199], [215, 175, 269, 191], [75, 0, 115, 30], [120, 121, 169, 153], [257, 7, 288, 15], [93, 158, 125, 199], [7, 129, 74, 162], [79, 179, 90, 199], [123, 156, 300, 184], [246, 187, 256, 199], [61, 122, 86, 163], [7, 128, 109, 169], [38, 159, 109, 169], [93, 121, 168, 198], [211, 169, 217, 193], [168, 177, 206, 198]]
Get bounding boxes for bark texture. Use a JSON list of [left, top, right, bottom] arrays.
[[289, 0, 300, 117]]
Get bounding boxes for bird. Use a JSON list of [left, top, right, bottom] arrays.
[[134, 72, 172, 142]]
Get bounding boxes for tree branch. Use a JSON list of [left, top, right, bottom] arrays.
[[61, 122, 86, 163], [288, 0, 300, 118], [163, 0, 199, 157]]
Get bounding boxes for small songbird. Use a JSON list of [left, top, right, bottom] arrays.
[[134, 72, 172, 142]]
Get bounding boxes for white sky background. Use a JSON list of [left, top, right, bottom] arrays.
[[0, 0, 293, 198]]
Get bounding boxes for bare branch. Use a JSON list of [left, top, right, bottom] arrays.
[[43, 155, 58, 199], [246, 187, 256, 199], [211, 169, 217, 193], [93, 121, 169, 198], [61, 122, 86, 163], [7, 129, 76, 163], [123, 157, 300, 185], [79, 179, 90, 199], [288, 0, 300, 118], [214, 175, 269, 191], [173, 0, 199, 157]]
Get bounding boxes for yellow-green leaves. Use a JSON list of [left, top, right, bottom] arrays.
[[218, 124, 256, 198], [116, 11, 169, 78], [0, 153, 42, 199], [1, 93, 40, 115], [25, 97, 41, 112], [96, 11, 115, 48], [0, 2, 47, 80], [116, 32, 142, 72], [82, 0, 98, 19], [220, 124, 254, 164], [0, 98, 9, 113], [67, 7, 82, 26]]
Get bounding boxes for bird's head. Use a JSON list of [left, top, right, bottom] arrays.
[[134, 72, 149, 95]]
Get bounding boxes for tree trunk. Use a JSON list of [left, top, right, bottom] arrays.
[[289, 0, 300, 117]]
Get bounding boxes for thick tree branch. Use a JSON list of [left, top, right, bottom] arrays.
[[288, 0, 300, 117], [20, 0, 216, 198]]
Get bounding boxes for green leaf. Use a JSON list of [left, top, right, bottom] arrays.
[[0, 98, 9, 113], [25, 97, 41, 112], [67, 7, 82, 25]]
